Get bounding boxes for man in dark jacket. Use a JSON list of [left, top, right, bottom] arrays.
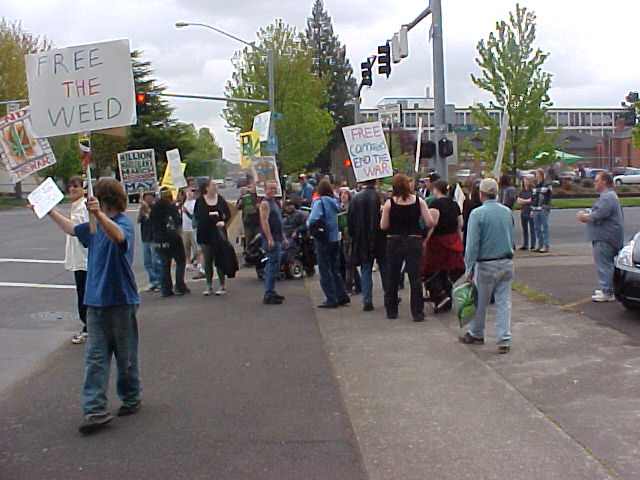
[[347, 179, 389, 311]]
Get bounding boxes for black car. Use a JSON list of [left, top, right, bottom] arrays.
[[613, 231, 640, 310]]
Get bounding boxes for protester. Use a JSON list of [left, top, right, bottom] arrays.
[[531, 168, 552, 253], [236, 184, 260, 253], [339, 188, 361, 295], [63, 175, 89, 344], [259, 181, 288, 304], [421, 179, 465, 314], [138, 191, 162, 292], [462, 179, 482, 249], [380, 173, 436, 321], [150, 188, 190, 297], [424, 171, 440, 205], [44, 178, 141, 433], [577, 171, 624, 302], [282, 199, 307, 264], [194, 179, 231, 296], [498, 174, 516, 210], [516, 176, 535, 250], [347, 179, 389, 312], [308, 179, 350, 309], [180, 187, 198, 269], [298, 174, 314, 206], [460, 178, 514, 354]]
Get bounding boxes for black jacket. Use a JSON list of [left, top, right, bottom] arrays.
[[149, 199, 183, 250], [347, 186, 387, 265]]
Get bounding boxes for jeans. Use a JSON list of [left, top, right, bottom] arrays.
[[315, 240, 349, 305], [82, 305, 141, 418], [263, 240, 283, 297], [469, 259, 514, 344], [360, 258, 390, 306], [73, 270, 88, 332], [592, 241, 618, 295], [520, 214, 535, 249], [142, 241, 161, 287], [157, 245, 187, 295], [386, 236, 424, 319], [201, 244, 225, 289], [532, 209, 550, 248]]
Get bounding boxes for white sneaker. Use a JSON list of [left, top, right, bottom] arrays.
[[592, 292, 615, 302], [214, 286, 226, 296], [71, 331, 88, 344], [203, 287, 213, 296]]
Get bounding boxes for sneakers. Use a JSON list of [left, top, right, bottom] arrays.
[[263, 295, 283, 305], [192, 271, 206, 280], [498, 343, 511, 354], [363, 303, 374, 312], [338, 298, 351, 306], [78, 413, 113, 434], [458, 332, 485, 344], [203, 287, 213, 296], [174, 287, 191, 296], [71, 331, 88, 344], [214, 286, 226, 296], [117, 401, 141, 417], [518, 246, 529, 251], [592, 291, 615, 302], [144, 284, 160, 292], [538, 246, 549, 253]]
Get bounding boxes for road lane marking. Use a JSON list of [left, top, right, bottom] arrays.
[[0, 258, 64, 264], [0, 282, 75, 289]]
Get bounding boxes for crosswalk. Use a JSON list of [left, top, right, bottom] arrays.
[[0, 258, 74, 289]]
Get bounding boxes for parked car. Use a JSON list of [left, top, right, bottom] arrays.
[[613, 231, 640, 310], [455, 169, 473, 185], [613, 168, 640, 186], [585, 168, 606, 179]]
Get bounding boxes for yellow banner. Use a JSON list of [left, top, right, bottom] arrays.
[[239, 131, 260, 169], [160, 162, 186, 199]]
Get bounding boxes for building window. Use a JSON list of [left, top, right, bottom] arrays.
[[405, 112, 417, 128], [558, 112, 569, 126], [455, 112, 466, 125], [418, 113, 429, 127], [602, 112, 613, 126], [592, 113, 603, 126], [414, 103, 420, 109], [569, 112, 580, 126]]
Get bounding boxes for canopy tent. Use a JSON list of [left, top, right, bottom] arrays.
[[535, 150, 583, 164]]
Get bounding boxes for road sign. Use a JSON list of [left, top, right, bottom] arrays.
[[272, 113, 284, 120], [447, 124, 478, 132]]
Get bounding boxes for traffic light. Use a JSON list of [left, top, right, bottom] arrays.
[[343, 158, 352, 167], [438, 138, 454, 158], [136, 92, 148, 115], [378, 42, 391, 77], [361, 60, 373, 87], [420, 140, 436, 159]]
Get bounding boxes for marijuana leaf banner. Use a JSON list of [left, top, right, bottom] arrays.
[[0, 107, 56, 183], [239, 131, 260, 169]]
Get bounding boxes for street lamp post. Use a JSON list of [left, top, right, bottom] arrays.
[[175, 22, 276, 154]]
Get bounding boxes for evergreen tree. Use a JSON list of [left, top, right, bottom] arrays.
[[304, 0, 358, 172], [183, 126, 224, 178]]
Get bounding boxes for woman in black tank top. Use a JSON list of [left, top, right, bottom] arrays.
[[380, 174, 437, 322]]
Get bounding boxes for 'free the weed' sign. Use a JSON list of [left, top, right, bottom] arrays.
[[25, 39, 136, 138]]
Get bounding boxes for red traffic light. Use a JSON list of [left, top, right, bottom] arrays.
[[136, 93, 147, 104], [344, 158, 352, 167]]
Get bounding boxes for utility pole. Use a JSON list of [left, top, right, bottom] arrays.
[[431, 0, 448, 180]]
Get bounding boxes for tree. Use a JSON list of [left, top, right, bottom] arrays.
[[470, 4, 555, 176], [41, 134, 82, 185], [183, 126, 224, 178], [304, 1, 358, 172], [0, 18, 51, 197], [223, 19, 334, 173]]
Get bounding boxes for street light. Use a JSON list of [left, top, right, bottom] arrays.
[[175, 22, 276, 154]]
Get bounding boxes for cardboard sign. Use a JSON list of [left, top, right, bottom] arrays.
[[28, 177, 64, 218], [342, 121, 392, 182], [251, 156, 281, 197], [0, 107, 56, 183], [166, 148, 187, 189], [239, 131, 260, 169], [117, 149, 157, 194], [160, 161, 186, 200], [25, 39, 136, 137]]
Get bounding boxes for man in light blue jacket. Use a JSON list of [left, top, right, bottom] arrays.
[[577, 171, 624, 302]]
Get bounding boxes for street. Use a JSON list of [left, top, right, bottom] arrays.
[[1, 204, 640, 479]]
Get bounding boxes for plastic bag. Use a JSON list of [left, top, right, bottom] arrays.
[[452, 280, 477, 328]]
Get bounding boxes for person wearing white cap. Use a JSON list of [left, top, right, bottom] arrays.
[[460, 178, 515, 354]]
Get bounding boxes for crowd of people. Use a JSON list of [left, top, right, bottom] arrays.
[[37, 165, 623, 434]]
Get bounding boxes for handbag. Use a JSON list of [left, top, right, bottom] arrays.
[[309, 197, 329, 242]]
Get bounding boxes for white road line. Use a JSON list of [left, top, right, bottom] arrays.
[[0, 282, 75, 289], [0, 258, 65, 264]]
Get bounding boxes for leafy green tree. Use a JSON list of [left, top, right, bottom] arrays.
[[304, 0, 358, 172], [183, 126, 224, 177], [0, 18, 51, 197], [470, 4, 555, 176], [223, 20, 334, 173], [41, 134, 82, 185]]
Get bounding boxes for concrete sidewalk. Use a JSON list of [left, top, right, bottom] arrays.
[[309, 263, 640, 479]]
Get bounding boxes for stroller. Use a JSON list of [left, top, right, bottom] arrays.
[[244, 228, 316, 281]]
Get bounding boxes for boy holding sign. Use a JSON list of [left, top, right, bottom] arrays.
[[43, 178, 141, 434]]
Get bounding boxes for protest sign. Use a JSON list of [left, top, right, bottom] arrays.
[[117, 149, 157, 194], [0, 107, 56, 183], [239, 131, 260, 169], [166, 148, 187, 189], [28, 177, 64, 219], [24, 39, 136, 138], [252, 111, 271, 142], [251, 156, 281, 197], [342, 122, 392, 182], [160, 161, 186, 200]]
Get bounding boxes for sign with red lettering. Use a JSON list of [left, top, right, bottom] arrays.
[[24, 39, 136, 138], [342, 121, 392, 182], [0, 107, 56, 184]]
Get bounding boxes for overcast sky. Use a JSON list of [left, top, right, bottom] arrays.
[[5, 0, 638, 163]]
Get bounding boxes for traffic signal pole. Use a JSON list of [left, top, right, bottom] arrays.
[[430, 0, 448, 180]]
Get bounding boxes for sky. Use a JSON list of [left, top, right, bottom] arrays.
[[4, 0, 638, 164]]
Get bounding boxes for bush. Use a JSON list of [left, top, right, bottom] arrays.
[[581, 178, 594, 188], [618, 186, 631, 193]]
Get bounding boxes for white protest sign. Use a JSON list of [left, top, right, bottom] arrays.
[[166, 148, 187, 189], [25, 39, 136, 138], [28, 177, 64, 219], [342, 121, 392, 182], [252, 111, 271, 142], [117, 149, 157, 194]]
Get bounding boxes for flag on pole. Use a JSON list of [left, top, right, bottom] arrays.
[[79, 135, 91, 166]]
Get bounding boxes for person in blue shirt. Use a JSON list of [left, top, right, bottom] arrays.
[[307, 179, 350, 308], [299, 174, 314, 207], [460, 178, 515, 354], [45, 178, 142, 434]]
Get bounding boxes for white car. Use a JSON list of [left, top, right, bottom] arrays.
[[613, 168, 640, 186]]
